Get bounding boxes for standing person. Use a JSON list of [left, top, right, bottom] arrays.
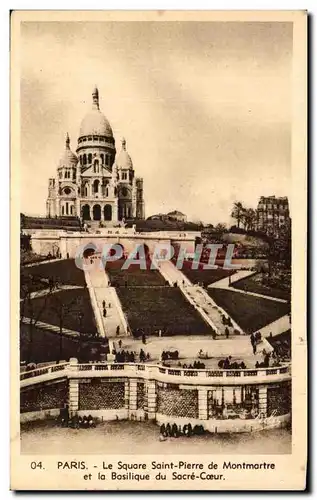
[[225, 327, 229, 339], [103, 308, 107, 318], [116, 325, 120, 336], [102, 300, 106, 309], [118, 339, 122, 349], [142, 333, 146, 345], [253, 342, 257, 355]]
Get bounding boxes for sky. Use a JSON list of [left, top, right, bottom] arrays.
[[20, 21, 293, 225]]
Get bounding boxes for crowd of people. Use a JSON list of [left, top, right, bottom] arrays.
[[218, 356, 246, 370], [176, 360, 206, 370], [58, 407, 96, 429], [114, 348, 151, 363], [159, 422, 205, 440], [161, 350, 179, 361]]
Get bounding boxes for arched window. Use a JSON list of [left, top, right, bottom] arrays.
[[93, 179, 99, 194], [83, 154, 87, 165], [88, 153, 92, 164], [84, 185, 88, 197]]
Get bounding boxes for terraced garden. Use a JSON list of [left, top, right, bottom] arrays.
[[20, 324, 107, 364], [106, 259, 167, 287], [207, 289, 291, 334], [22, 288, 96, 334], [21, 259, 86, 288], [116, 287, 212, 336], [231, 272, 291, 301], [180, 261, 236, 286]]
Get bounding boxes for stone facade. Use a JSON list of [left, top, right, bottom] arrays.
[[256, 196, 290, 236], [20, 363, 292, 432], [46, 87, 145, 223]]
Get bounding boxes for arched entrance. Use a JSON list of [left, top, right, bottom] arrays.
[[104, 204, 112, 221], [83, 244, 97, 259], [82, 204, 91, 220], [93, 204, 101, 221]]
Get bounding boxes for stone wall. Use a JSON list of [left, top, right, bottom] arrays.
[[20, 371, 292, 432], [78, 379, 125, 410], [157, 383, 198, 418], [267, 381, 291, 416], [137, 381, 146, 410], [21, 380, 68, 413]]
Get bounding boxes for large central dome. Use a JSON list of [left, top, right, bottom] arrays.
[[79, 87, 113, 138]]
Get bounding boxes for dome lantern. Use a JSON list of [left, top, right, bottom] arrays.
[[116, 137, 133, 170], [78, 87, 113, 139], [92, 86, 99, 110], [58, 133, 77, 168]]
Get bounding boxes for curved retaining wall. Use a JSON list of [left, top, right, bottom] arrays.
[[20, 360, 291, 433]]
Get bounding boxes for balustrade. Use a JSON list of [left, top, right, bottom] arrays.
[[20, 361, 290, 385]]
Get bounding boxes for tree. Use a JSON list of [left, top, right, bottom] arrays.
[[48, 291, 83, 361], [231, 202, 244, 229], [20, 273, 56, 363], [266, 222, 291, 277], [214, 223, 227, 234], [242, 208, 257, 232]]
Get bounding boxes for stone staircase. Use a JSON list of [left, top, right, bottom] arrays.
[[84, 258, 128, 341], [158, 260, 243, 336]]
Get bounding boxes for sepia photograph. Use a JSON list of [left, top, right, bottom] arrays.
[[11, 10, 307, 490]]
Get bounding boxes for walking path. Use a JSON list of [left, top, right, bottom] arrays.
[[24, 258, 65, 268], [209, 271, 288, 303], [20, 285, 83, 301], [21, 317, 79, 337], [209, 270, 255, 288], [158, 261, 244, 336], [258, 314, 291, 338], [84, 259, 128, 341]]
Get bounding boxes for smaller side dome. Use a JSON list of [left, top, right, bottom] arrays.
[[58, 133, 78, 167], [116, 138, 133, 169]]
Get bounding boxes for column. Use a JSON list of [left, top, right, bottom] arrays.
[[129, 379, 137, 413], [68, 358, 79, 417], [258, 385, 267, 418], [198, 388, 208, 420], [124, 380, 130, 411], [146, 380, 156, 420]]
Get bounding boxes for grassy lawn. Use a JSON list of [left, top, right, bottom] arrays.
[[207, 289, 291, 334], [20, 323, 108, 364], [117, 287, 212, 336], [21, 259, 86, 288], [266, 330, 291, 357], [106, 259, 167, 287], [181, 262, 236, 286], [22, 288, 96, 334], [232, 272, 291, 301]]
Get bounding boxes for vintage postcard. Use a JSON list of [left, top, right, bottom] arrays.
[[11, 10, 307, 490]]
